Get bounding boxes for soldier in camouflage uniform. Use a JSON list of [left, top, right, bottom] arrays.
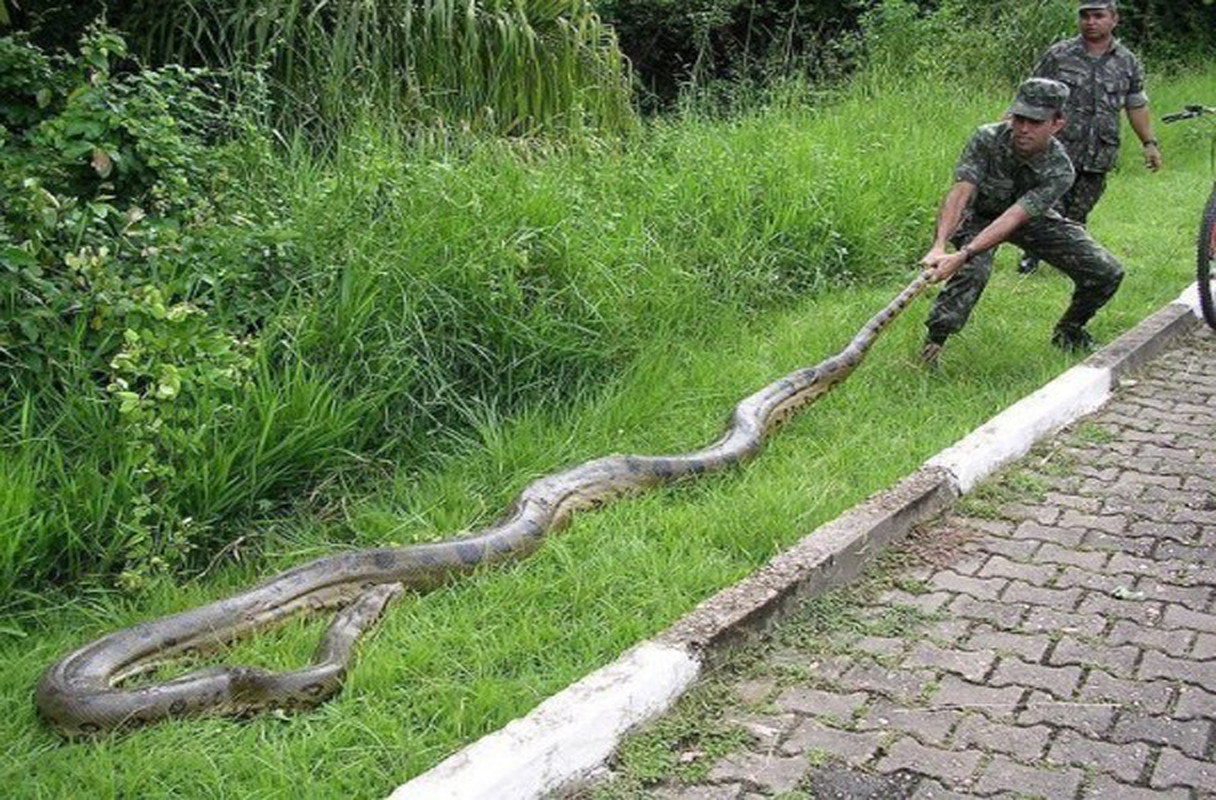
[[1019, 0, 1161, 273], [920, 78, 1124, 365]]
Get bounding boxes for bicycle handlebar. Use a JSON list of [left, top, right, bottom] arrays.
[[1163, 105, 1216, 123]]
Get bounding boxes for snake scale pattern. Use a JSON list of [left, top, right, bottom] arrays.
[[36, 274, 930, 738]]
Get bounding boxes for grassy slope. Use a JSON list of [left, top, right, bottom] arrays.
[[2, 71, 1213, 798]]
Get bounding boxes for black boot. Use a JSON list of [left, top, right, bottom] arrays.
[[1051, 325, 1097, 353]]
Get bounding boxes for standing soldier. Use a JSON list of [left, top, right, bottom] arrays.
[[920, 78, 1124, 366], [1019, 0, 1162, 273]]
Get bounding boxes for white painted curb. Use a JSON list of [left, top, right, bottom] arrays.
[[926, 365, 1112, 494], [1177, 282, 1204, 318], [389, 642, 700, 800]]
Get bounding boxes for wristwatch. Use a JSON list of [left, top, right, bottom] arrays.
[[1143, 139, 1160, 148]]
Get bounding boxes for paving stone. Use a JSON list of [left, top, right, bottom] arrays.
[[878, 590, 955, 614], [773, 687, 868, 721], [1114, 472, 1182, 490], [1045, 493, 1103, 513], [1081, 530, 1157, 557], [1019, 691, 1116, 738], [910, 780, 977, 800], [989, 657, 1082, 700], [940, 553, 993, 577], [1163, 604, 1216, 634], [947, 596, 1027, 630], [1107, 553, 1183, 582], [1082, 775, 1191, 799], [875, 737, 982, 785], [1075, 464, 1121, 482], [1140, 486, 1195, 507], [1060, 510, 1131, 535], [905, 642, 995, 682], [779, 717, 883, 765], [956, 517, 1017, 538], [1110, 712, 1213, 759], [1157, 542, 1216, 565], [951, 714, 1050, 760], [852, 636, 909, 658], [1000, 581, 1084, 609], [1107, 619, 1194, 658], [1077, 592, 1164, 625], [977, 555, 1058, 586], [855, 699, 962, 746], [931, 676, 1022, 718], [1000, 502, 1060, 526], [927, 571, 1006, 601], [725, 712, 796, 751], [972, 755, 1083, 799], [802, 765, 921, 800], [707, 751, 809, 795], [1128, 521, 1199, 544], [920, 619, 973, 646], [836, 664, 936, 705], [1046, 729, 1150, 783], [1149, 747, 1216, 791], [1103, 496, 1171, 517], [965, 537, 1040, 562], [1022, 607, 1108, 637], [650, 784, 743, 800], [1048, 636, 1140, 678], [1138, 649, 1216, 687], [964, 627, 1051, 662], [1174, 685, 1216, 720], [1054, 566, 1135, 594], [1077, 671, 1175, 715], [1033, 543, 1108, 571]]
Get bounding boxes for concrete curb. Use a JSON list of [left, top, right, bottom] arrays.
[[388, 288, 1203, 800]]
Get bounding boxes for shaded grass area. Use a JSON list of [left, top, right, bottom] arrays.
[[2, 71, 1214, 797]]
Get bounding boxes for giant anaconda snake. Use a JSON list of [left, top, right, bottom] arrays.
[[36, 274, 931, 738]]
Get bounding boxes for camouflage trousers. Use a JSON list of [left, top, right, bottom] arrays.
[[925, 213, 1124, 344], [1058, 170, 1109, 225]]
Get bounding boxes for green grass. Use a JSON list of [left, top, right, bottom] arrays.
[[2, 70, 1214, 798]]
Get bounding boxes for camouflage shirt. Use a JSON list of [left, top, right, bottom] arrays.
[[1033, 36, 1149, 172], [954, 122, 1076, 221]]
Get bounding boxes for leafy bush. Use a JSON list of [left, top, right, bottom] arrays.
[[0, 28, 269, 589]]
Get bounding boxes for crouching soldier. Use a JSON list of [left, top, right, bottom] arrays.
[[919, 78, 1124, 366]]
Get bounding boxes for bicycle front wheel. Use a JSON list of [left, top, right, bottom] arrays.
[[1199, 184, 1216, 330]]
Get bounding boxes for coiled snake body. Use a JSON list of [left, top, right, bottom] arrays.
[[36, 275, 930, 738]]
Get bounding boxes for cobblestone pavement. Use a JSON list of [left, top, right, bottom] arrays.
[[582, 330, 1216, 800]]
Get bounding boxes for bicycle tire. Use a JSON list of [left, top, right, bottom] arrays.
[[1198, 184, 1216, 330]]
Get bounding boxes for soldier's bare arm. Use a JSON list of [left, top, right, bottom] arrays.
[[922, 181, 976, 270], [1126, 105, 1162, 171]]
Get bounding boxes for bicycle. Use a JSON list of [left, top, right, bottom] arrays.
[[1162, 104, 1216, 329]]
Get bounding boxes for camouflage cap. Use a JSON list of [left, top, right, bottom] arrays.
[[1008, 78, 1070, 122], [1078, 0, 1116, 10]]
